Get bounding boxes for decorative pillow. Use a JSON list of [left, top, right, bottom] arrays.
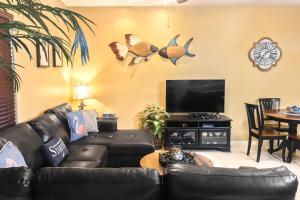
[[82, 110, 99, 133], [0, 139, 27, 168], [67, 111, 88, 142], [42, 136, 69, 167]]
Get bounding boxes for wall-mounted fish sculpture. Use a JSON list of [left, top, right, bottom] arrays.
[[109, 34, 159, 65], [158, 34, 195, 65]]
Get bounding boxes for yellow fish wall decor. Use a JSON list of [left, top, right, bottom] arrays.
[[159, 34, 195, 65], [109, 34, 159, 65]]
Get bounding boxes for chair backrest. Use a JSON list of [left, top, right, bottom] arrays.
[[245, 103, 263, 132], [259, 98, 280, 111], [258, 98, 280, 127]]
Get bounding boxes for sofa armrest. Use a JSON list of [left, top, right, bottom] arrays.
[[33, 167, 161, 200], [0, 167, 33, 200]]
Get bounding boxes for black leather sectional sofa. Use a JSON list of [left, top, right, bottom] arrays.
[[0, 103, 298, 200]]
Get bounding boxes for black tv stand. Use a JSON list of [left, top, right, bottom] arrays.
[[164, 114, 232, 151]]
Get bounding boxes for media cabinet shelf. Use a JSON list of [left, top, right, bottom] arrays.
[[164, 115, 232, 151]]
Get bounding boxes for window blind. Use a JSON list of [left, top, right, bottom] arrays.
[[0, 13, 16, 130]]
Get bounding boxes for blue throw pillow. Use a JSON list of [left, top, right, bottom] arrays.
[[42, 136, 69, 167], [67, 111, 88, 142], [0, 140, 27, 168]]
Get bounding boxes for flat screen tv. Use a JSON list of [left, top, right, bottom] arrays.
[[166, 80, 225, 113]]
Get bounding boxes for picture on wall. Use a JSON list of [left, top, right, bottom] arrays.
[[36, 43, 49, 67], [109, 34, 158, 65], [53, 46, 63, 67]]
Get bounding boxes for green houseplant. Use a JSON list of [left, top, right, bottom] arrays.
[[0, 0, 95, 91], [139, 104, 170, 148]]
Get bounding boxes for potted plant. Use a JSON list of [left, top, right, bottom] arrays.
[[139, 104, 170, 149]]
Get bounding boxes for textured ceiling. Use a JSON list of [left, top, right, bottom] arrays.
[[61, 0, 300, 7]]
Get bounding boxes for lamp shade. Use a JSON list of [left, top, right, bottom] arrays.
[[74, 84, 91, 100]]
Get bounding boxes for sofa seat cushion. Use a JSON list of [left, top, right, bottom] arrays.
[[74, 130, 154, 167], [66, 144, 108, 167], [28, 114, 70, 145], [107, 130, 154, 156], [59, 160, 99, 168], [75, 130, 154, 156]]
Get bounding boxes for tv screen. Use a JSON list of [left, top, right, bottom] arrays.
[[166, 80, 225, 113]]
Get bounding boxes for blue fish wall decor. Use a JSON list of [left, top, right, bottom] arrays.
[[159, 34, 195, 65]]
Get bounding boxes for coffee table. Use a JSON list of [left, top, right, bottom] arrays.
[[140, 151, 213, 175]]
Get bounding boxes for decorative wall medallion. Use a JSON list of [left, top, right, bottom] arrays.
[[249, 37, 282, 71], [109, 34, 158, 66], [158, 34, 195, 65]]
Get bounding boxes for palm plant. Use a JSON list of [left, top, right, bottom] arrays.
[[0, 0, 95, 91]]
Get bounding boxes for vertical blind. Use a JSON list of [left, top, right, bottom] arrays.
[[0, 13, 16, 130]]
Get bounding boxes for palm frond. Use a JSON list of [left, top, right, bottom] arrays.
[[1, 0, 95, 65], [0, 61, 22, 92], [0, 0, 95, 91]]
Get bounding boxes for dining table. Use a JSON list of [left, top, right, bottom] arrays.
[[264, 109, 300, 162]]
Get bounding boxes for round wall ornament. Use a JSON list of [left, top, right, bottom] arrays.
[[248, 37, 282, 71]]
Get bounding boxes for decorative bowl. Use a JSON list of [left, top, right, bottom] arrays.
[[159, 147, 195, 167]]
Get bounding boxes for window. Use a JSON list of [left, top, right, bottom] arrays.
[[0, 12, 16, 130]]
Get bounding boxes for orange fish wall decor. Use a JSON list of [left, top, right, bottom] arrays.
[[109, 34, 159, 65]]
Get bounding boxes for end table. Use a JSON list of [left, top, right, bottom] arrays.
[[97, 117, 118, 132]]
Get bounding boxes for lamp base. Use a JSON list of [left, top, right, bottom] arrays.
[[78, 100, 86, 110]]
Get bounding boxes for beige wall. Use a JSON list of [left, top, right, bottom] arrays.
[[15, 0, 72, 122], [69, 5, 300, 140]]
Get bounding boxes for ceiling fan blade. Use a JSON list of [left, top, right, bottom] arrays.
[[177, 0, 189, 3]]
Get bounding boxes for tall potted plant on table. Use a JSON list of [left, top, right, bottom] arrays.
[[139, 104, 170, 149]]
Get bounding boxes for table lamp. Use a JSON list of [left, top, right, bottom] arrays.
[[74, 83, 91, 110]]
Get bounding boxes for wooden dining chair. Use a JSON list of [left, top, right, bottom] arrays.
[[258, 98, 289, 132], [245, 103, 288, 162], [287, 135, 300, 163]]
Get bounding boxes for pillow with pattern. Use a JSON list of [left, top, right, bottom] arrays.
[[0, 138, 27, 168], [42, 136, 69, 167], [67, 111, 88, 142], [82, 110, 99, 133]]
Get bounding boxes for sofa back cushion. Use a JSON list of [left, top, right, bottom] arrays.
[[0, 123, 45, 172], [28, 114, 70, 145], [44, 103, 72, 132], [164, 164, 298, 200]]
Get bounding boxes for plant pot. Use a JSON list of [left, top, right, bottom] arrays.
[[154, 136, 163, 150]]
